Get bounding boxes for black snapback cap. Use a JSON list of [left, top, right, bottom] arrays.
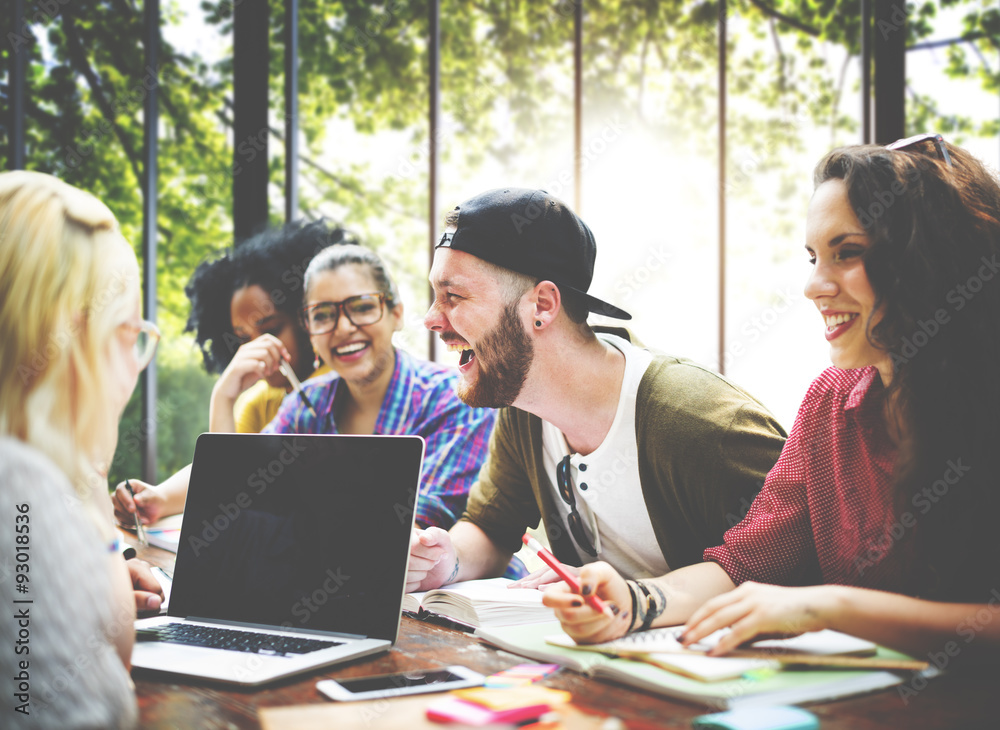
[[436, 188, 631, 320]]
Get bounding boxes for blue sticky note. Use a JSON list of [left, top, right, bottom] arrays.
[[692, 706, 819, 730]]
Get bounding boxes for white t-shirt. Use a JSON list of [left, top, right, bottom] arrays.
[[540, 334, 668, 579]]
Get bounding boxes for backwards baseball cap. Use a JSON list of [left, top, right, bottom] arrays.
[[436, 187, 631, 320]]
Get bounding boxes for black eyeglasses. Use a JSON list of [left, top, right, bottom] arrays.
[[885, 132, 953, 167], [556, 455, 598, 557], [301, 293, 387, 334]]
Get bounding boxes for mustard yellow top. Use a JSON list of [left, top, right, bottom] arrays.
[[233, 364, 331, 433]]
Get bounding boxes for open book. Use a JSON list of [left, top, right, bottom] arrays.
[[478, 621, 936, 710], [403, 578, 555, 629]]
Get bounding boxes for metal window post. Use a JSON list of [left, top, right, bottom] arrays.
[[718, 0, 727, 375], [233, 0, 270, 243], [574, 0, 582, 213], [284, 0, 299, 222], [10, 0, 27, 169], [140, 0, 160, 483], [861, 0, 872, 143], [428, 0, 440, 361], [873, 0, 905, 143]]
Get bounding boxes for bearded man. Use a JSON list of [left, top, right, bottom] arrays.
[[406, 188, 786, 606]]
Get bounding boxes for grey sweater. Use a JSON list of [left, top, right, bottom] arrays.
[[0, 437, 137, 729]]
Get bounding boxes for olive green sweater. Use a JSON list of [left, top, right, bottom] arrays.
[[463, 350, 787, 573]]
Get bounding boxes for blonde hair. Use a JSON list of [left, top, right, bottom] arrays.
[[0, 171, 138, 539]]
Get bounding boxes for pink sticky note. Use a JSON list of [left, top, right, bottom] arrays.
[[425, 697, 549, 726]]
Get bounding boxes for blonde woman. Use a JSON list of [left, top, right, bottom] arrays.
[[0, 171, 159, 728]]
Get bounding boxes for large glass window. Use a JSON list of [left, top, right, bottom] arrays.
[[4, 0, 997, 468]]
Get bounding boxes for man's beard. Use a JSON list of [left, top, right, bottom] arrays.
[[457, 301, 534, 409]]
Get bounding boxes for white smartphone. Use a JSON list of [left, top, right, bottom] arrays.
[[316, 665, 485, 701]]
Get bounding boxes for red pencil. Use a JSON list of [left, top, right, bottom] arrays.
[[522, 534, 612, 617]]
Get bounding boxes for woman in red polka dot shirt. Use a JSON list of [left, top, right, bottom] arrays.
[[544, 136, 1000, 663]]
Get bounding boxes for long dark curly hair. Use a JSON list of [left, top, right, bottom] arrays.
[[185, 219, 356, 373], [814, 140, 1000, 601]]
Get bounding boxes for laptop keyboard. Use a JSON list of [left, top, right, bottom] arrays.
[[139, 623, 343, 656]]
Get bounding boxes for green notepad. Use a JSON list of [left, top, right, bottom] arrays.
[[476, 621, 934, 710]]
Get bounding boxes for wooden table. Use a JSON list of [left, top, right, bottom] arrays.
[[129, 541, 999, 729]]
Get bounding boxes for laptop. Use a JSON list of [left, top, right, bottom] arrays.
[[132, 433, 424, 686]]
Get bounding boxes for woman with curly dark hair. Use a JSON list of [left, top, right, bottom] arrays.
[[186, 219, 354, 433], [543, 135, 1000, 663]]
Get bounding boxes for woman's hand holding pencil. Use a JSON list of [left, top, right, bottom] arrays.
[[524, 535, 635, 644]]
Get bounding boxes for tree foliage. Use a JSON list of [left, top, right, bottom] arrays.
[[2, 0, 997, 479]]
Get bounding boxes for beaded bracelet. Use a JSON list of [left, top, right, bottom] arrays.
[[635, 580, 656, 632], [626, 580, 640, 633]]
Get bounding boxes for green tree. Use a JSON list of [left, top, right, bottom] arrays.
[[3, 0, 997, 481]]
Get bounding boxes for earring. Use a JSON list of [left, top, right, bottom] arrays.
[[313, 356, 321, 370], [535, 320, 542, 328]]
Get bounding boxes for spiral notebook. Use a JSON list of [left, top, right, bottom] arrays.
[[478, 621, 935, 710]]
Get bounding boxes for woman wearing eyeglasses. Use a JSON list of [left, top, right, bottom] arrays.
[[187, 220, 352, 435], [0, 171, 161, 727], [261, 244, 501, 537], [543, 136, 1000, 662]]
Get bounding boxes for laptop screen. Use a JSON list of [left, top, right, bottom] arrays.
[[169, 434, 424, 642]]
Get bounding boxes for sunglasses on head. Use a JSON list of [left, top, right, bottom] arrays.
[[885, 132, 953, 167]]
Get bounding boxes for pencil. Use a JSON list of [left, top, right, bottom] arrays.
[[522, 534, 613, 617], [125, 480, 148, 547], [278, 359, 319, 418]]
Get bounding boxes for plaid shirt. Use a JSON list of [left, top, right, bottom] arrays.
[[262, 348, 496, 531]]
